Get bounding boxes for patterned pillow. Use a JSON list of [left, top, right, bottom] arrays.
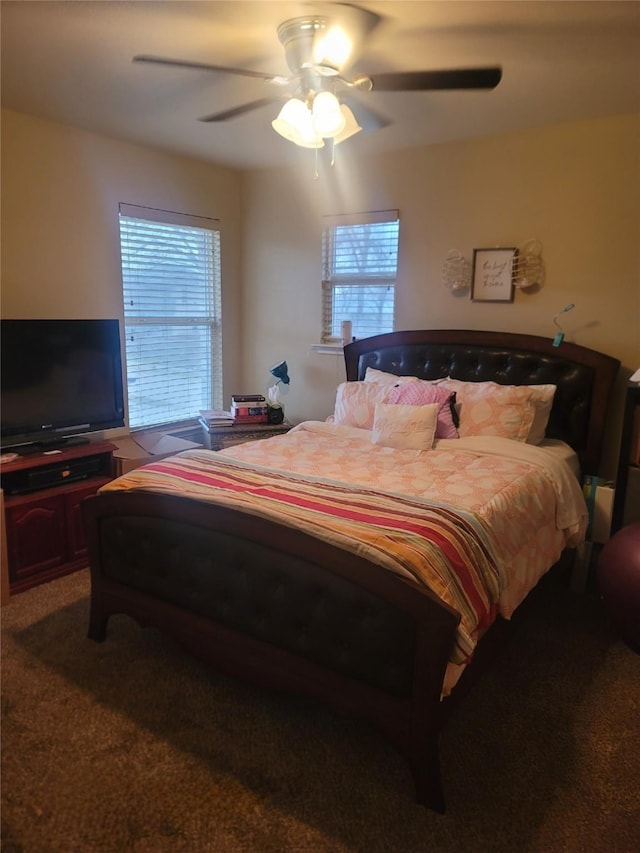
[[333, 381, 390, 429], [526, 384, 557, 445], [386, 382, 459, 439], [372, 402, 439, 450], [440, 379, 537, 442]]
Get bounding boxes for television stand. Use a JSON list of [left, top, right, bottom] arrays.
[[0, 441, 116, 594], [3, 435, 91, 456]]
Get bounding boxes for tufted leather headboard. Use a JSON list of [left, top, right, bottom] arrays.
[[344, 329, 619, 475]]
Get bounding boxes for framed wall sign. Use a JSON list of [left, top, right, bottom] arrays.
[[471, 248, 517, 302]]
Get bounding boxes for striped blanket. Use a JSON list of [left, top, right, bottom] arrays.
[[100, 451, 503, 664]]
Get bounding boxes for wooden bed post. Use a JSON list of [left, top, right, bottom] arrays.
[[87, 599, 109, 642], [411, 738, 445, 813]]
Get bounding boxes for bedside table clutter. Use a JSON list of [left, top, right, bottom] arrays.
[[201, 420, 292, 451]]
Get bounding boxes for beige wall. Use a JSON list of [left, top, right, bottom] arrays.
[[241, 113, 640, 476], [1, 108, 244, 420], [2, 108, 638, 477]]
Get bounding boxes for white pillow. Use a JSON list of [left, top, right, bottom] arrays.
[[526, 384, 557, 445], [364, 367, 420, 386], [387, 382, 459, 439], [372, 402, 439, 450]]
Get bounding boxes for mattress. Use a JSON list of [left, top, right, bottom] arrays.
[[100, 421, 587, 693]]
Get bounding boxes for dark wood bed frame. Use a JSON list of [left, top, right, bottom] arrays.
[[82, 330, 619, 812]]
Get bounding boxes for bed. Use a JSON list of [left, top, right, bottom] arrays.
[[82, 329, 620, 812]]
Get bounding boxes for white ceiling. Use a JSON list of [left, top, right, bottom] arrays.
[[2, 1, 639, 171]]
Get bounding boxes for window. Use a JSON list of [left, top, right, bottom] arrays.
[[118, 204, 222, 430], [321, 210, 399, 342]]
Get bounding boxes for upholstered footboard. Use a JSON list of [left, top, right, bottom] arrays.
[[82, 490, 461, 812]]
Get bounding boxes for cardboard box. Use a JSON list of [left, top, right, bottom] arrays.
[[112, 432, 201, 476], [592, 483, 615, 543]]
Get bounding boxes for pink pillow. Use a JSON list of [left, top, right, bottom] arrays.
[[387, 382, 459, 439], [440, 379, 536, 442], [372, 402, 439, 450], [333, 381, 390, 429], [364, 367, 447, 387]]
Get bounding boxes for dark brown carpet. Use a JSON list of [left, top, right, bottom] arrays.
[[2, 567, 639, 853]]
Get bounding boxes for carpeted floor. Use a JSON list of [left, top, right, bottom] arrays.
[[1, 567, 639, 853]]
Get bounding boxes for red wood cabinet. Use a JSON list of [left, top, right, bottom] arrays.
[[1, 441, 115, 593]]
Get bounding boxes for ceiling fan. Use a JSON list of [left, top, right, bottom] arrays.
[[133, 3, 502, 148]]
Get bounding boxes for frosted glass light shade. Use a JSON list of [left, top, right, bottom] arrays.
[[272, 99, 324, 148], [272, 95, 361, 150], [312, 91, 346, 138], [333, 105, 362, 144]]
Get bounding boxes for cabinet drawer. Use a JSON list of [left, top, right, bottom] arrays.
[[67, 482, 110, 557], [5, 497, 67, 583]]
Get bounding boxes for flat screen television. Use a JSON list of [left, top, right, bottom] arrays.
[[1, 319, 125, 453]]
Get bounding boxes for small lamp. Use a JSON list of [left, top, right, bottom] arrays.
[[270, 360, 290, 385], [267, 360, 290, 424]]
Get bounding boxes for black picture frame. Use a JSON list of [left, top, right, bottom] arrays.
[[471, 248, 517, 302]]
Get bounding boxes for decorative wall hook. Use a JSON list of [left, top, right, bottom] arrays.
[[513, 238, 545, 289], [442, 250, 471, 293], [552, 303, 575, 347]]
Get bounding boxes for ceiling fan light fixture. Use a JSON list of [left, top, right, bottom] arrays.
[[333, 104, 362, 144], [312, 91, 346, 138], [272, 98, 324, 148], [313, 26, 352, 71], [293, 133, 325, 150]]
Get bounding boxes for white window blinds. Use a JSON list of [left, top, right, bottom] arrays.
[[321, 209, 399, 342], [118, 204, 222, 430]]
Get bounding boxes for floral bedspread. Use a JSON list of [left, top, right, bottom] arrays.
[[100, 422, 587, 667]]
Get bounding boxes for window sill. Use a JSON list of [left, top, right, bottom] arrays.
[[126, 421, 204, 445], [310, 343, 345, 355]]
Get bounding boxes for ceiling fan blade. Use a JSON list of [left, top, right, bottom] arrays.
[[133, 55, 286, 84], [367, 67, 502, 92], [198, 98, 281, 123]]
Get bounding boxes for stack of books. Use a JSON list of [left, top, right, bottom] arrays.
[[230, 394, 268, 424], [199, 408, 234, 431]]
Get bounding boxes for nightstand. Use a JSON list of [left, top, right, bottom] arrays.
[[201, 420, 292, 451], [611, 383, 640, 534]]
